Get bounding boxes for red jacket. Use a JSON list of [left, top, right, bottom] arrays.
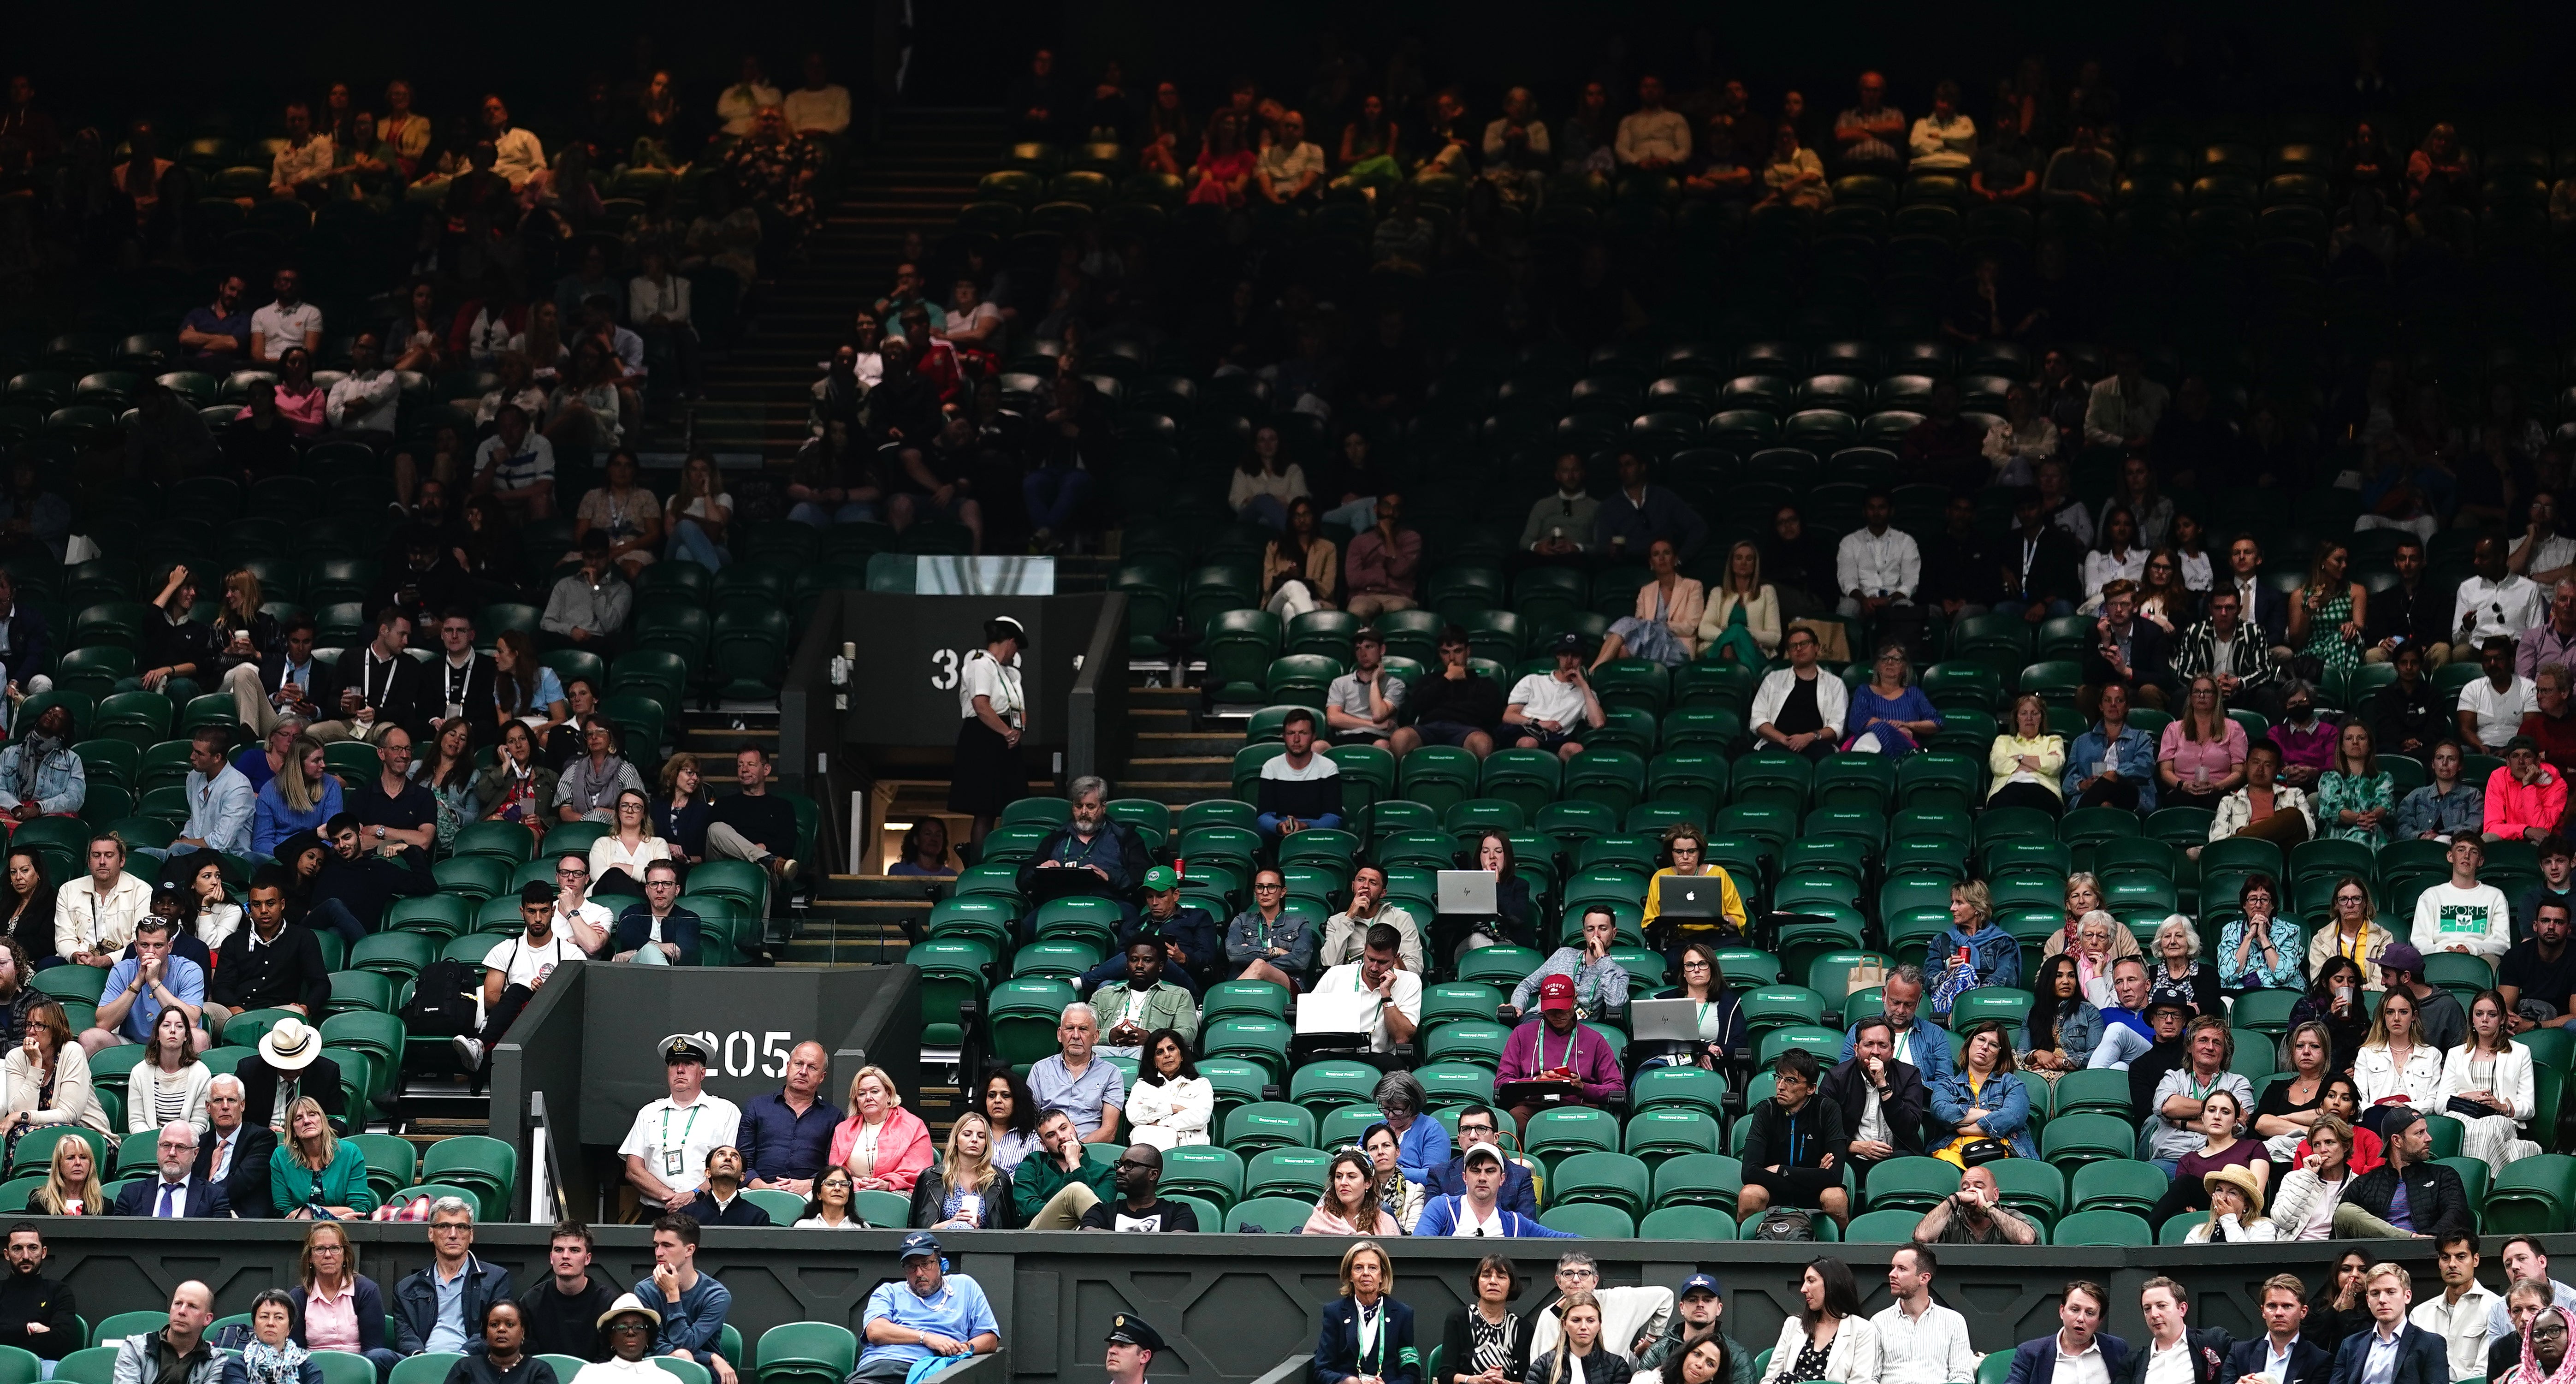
[[826, 1105, 935, 1190], [2483, 762, 2568, 841]]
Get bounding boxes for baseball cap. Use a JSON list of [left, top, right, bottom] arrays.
[[899, 1231, 943, 1261], [1549, 632, 1586, 656], [2378, 942, 2424, 974], [2507, 735, 2544, 756], [1143, 866, 1179, 892], [1678, 1273, 1723, 1299], [1463, 1144, 1504, 1167], [1539, 974, 1576, 1012]]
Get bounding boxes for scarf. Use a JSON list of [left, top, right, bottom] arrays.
[[6, 734, 58, 797], [2514, 1307, 2576, 1384], [243, 1338, 310, 1384]]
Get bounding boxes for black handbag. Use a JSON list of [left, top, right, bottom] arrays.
[[1956, 1138, 2012, 1167]]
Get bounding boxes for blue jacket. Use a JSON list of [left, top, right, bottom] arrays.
[[2005, 1333, 2129, 1384], [1424, 1154, 1538, 1218], [2326, 1325, 2447, 1384], [2222, 1336, 2330, 1384], [2062, 725, 2159, 810], [1225, 909, 1316, 975], [180, 766, 256, 855], [391, 1254, 515, 1354], [612, 902, 703, 966], [2022, 999, 2104, 1066], [1928, 922, 2021, 992], [0, 739, 82, 816], [1930, 1067, 2037, 1159], [1841, 1017, 1954, 1087], [1314, 1296, 1420, 1384], [1411, 1194, 1576, 1238], [1078, 905, 1225, 995], [253, 775, 343, 856]]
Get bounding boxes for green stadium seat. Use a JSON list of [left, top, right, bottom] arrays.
[[2050, 1209, 2152, 1246]]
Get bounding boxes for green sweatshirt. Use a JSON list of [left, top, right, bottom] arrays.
[[1010, 1148, 1116, 1222]]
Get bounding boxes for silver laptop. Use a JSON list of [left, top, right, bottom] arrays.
[[1437, 869, 1498, 915], [1295, 988, 1380, 1036], [1629, 998, 1705, 1042], [1659, 879, 1728, 918]]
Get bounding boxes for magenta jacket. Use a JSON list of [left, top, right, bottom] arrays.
[[1496, 1019, 1625, 1103]]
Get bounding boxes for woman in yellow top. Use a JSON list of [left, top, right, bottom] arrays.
[[1986, 694, 2066, 816], [1641, 823, 1746, 946]]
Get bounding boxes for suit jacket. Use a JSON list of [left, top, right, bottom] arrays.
[[1423, 1153, 1540, 1218], [1313, 1296, 1420, 1384], [420, 652, 502, 745], [2083, 618, 2174, 696], [1819, 1055, 1927, 1157], [2113, 1330, 2232, 1384], [2224, 1336, 2331, 1384], [2006, 1334, 2130, 1384], [323, 647, 430, 736], [110, 1173, 233, 1218], [252, 650, 326, 716], [2326, 1324, 2448, 1384], [235, 1053, 346, 1135], [192, 1124, 280, 1218]]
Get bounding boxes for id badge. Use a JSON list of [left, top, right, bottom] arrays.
[[663, 1148, 685, 1177]]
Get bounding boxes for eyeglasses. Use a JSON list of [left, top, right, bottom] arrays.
[[1254, 881, 1284, 891], [607, 1324, 653, 1336]]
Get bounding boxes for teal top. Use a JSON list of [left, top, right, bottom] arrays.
[[271, 1140, 378, 1215]]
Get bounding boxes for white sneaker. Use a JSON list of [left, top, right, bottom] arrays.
[[450, 1035, 483, 1068]]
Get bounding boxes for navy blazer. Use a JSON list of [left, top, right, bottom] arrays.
[[1314, 1297, 1419, 1384], [110, 1174, 233, 1218], [2326, 1324, 2448, 1384], [2223, 1336, 2331, 1384], [612, 903, 702, 966], [288, 1274, 391, 1354], [1422, 1154, 1539, 1219], [2005, 1333, 2130, 1384]]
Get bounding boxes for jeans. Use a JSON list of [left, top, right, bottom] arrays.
[[1239, 494, 1288, 530], [1323, 497, 1379, 531], [669, 517, 729, 570], [1023, 465, 1091, 533], [788, 501, 877, 527], [1256, 811, 1344, 838], [307, 898, 368, 946]]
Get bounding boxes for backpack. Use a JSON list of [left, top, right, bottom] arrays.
[[401, 957, 483, 1036], [1753, 1207, 1816, 1241]]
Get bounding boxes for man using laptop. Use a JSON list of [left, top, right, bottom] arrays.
[[1308, 923, 1420, 1068]]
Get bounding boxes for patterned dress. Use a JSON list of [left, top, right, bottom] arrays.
[[2316, 770, 2396, 844], [722, 134, 823, 233], [2300, 585, 2361, 674]]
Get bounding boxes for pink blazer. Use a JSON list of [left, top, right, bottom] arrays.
[[1632, 578, 1707, 654], [829, 1107, 935, 1190]]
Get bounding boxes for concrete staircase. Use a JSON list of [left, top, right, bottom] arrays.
[[683, 108, 1005, 457]]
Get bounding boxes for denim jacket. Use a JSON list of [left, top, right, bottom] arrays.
[[1224, 909, 1316, 974], [0, 741, 83, 815], [2022, 999, 2103, 1065], [2396, 783, 2483, 840], [2061, 725, 2159, 810], [1930, 1067, 2038, 1158]]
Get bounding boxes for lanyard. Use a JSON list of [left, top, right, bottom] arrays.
[[1354, 1301, 1382, 1372], [662, 1103, 701, 1151], [1548, 1028, 1578, 1073]]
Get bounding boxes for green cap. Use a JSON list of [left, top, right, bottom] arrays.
[[1143, 866, 1180, 891]]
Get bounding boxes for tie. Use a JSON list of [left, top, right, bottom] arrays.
[[157, 1182, 181, 1218]]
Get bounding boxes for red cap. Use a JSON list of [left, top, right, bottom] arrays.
[[1539, 975, 1576, 1011]]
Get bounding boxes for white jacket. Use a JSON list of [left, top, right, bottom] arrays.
[[2267, 1167, 2351, 1241], [2183, 1212, 2279, 1242], [1750, 668, 1849, 738], [0, 1045, 112, 1134], [1763, 1315, 1882, 1384], [1123, 1075, 1212, 1150], [2439, 1041, 2536, 1123], [123, 1059, 212, 1136], [2352, 1041, 2445, 1110]]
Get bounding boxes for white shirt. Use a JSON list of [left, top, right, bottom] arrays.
[[783, 84, 851, 134], [481, 933, 586, 991], [2143, 1336, 2194, 1384], [1448, 1198, 1506, 1237], [1260, 753, 1341, 785], [2083, 549, 2150, 602], [2456, 574, 2548, 644], [2522, 535, 2576, 577], [2412, 881, 2512, 958], [55, 872, 153, 960], [616, 1093, 743, 1204], [2457, 675, 2537, 749], [714, 82, 784, 137], [325, 368, 401, 433], [1749, 667, 1851, 737], [1870, 1300, 1976, 1384], [1856, 1084, 1891, 1146], [2052, 1334, 2110, 1384], [1313, 963, 1422, 1054], [2410, 1283, 2499, 1382], [249, 301, 323, 361], [490, 128, 546, 187], [1837, 527, 1922, 600], [1907, 113, 1977, 171], [1507, 673, 1590, 729], [959, 650, 1023, 725]]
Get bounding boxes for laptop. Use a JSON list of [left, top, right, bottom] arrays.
[[1295, 988, 1381, 1037], [1437, 870, 1498, 915], [1659, 879, 1727, 919], [1628, 998, 1705, 1043]]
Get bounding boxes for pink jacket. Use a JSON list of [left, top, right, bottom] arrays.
[[828, 1106, 935, 1190], [2483, 763, 2568, 841]]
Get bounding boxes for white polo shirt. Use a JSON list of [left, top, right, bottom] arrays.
[[616, 1092, 742, 1206]]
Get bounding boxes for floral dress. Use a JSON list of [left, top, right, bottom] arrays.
[[722, 135, 823, 233], [2300, 586, 2361, 674], [2316, 770, 2396, 844]]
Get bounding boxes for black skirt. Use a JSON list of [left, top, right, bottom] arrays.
[[948, 716, 1025, 816]]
